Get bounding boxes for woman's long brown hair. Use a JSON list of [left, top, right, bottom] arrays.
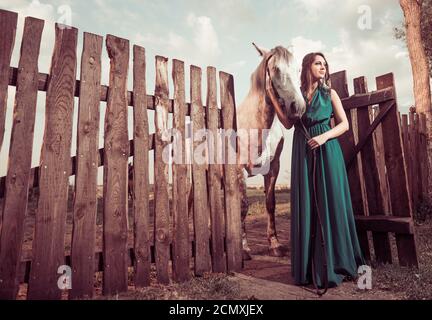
[[300, 52, 331, 96]]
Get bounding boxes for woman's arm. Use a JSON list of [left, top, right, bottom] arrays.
[[324, 89, 349, 138], [307, 89, 349, 150]]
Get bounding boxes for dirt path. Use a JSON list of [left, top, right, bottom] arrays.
[[237, 214, 402, 300]]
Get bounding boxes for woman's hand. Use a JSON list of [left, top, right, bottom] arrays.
[[307, 133, 328, 150]]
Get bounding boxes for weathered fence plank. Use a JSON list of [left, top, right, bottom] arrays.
[[0, 9, 17, 152], [0, 16, 43, 300], [70, 32, 103, 299], [206, 66, 226, 273], [154, 56, 171, 284], [351, 76, 377, 262], [410, 113, 420, 205], [102, 35, 130, 295], [191, 65, 211, 276], [132, 45, 151, 287], [219, 71, 242, 271], [340, 87, 395, 110], [376, 73, 417, 267], [172, 59, 191, 282], [7, 65, 225, 119], [330, 71, 367, 219], [373, 102, 392, 215], [27, 23, 78, 300], [418, 114, 428, 202], [353, 76, 393, 263], [401, 114, 411, 204]]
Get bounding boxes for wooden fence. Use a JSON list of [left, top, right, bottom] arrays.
[[0, 9, 242, 300], [400, 112, 428, 212], [330, 70, 419, 268]]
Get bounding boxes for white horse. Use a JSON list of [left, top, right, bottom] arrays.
[[237, 43, 305, 260]]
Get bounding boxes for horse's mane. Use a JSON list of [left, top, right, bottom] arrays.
[[250, 46, 293, 94]]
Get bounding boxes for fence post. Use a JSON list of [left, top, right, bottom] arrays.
[[330, 71, 368, 219], [0, 9, 17, 151], [418, 114, 428, 203], [153, 55, 171, 284], [354, 76, 394, 263], [219, 71, 242, 272], [70, 32, 103, 299], [102, 35, 130, 295], [190, 65, 212, 276], [132, 45, 151, 287], [206, 66, 226, 273], [172, 59, 191, 282], [376, 73, 418, 267], [0, 16, 42, 300], [409, 113, 419, 207], [28, 23, 78, 299]]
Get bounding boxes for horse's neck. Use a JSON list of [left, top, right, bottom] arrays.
[[237, 91, 275, 130]]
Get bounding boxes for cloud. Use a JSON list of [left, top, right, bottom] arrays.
[[324, 29, 414, 109], [290, 36, 326, 63], [186, 13, 221, 61], [133, 13, 221, 69], [293, 0, 338, 21], [188, 0, 257, 30], [134, 32, 187, 54]]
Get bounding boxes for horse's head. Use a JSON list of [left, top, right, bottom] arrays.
[[253, 43, 306, 123]]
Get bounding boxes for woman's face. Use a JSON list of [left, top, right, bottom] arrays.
[[310, 55, 327, 81]]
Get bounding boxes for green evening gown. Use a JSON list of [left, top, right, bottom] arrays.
[[290, 84, 365, 288]]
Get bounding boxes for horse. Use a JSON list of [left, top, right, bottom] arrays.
[[127, 43, 305, 261], [237, 43, 305, 260]]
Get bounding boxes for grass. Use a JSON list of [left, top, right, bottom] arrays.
[[246, 187, 290, 217], [372, 200, 432, 300], [99, 273, 246, 300]]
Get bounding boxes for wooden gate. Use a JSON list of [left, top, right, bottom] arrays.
[[400, 111, 428, 214], [0, 9, 242, 300], [331, 70, 418, 267]]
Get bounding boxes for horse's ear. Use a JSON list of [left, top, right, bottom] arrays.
[[252, 42, 268, 57]]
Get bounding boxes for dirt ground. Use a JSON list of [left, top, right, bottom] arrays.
[[238, 212, 403, 300]]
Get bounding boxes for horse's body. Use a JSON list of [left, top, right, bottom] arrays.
[[237, 44, 305, 259]]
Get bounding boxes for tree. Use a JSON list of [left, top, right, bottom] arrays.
[[399, 0, 432, 203], [396, 0, 432, 78]]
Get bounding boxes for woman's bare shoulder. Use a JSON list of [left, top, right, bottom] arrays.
[[330, 88, 338, 96], [330, 89, 342, 102]]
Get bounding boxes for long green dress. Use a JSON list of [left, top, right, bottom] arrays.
[[290, 84, 365, 288]]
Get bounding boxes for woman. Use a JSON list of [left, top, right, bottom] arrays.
[[267, 52, 365, 294]]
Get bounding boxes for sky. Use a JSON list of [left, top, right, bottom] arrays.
[[0, 0, 417, 186]]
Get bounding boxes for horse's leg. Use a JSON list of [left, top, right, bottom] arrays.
[[264, 140, 285, 257], [237, 166, 252, 260]]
